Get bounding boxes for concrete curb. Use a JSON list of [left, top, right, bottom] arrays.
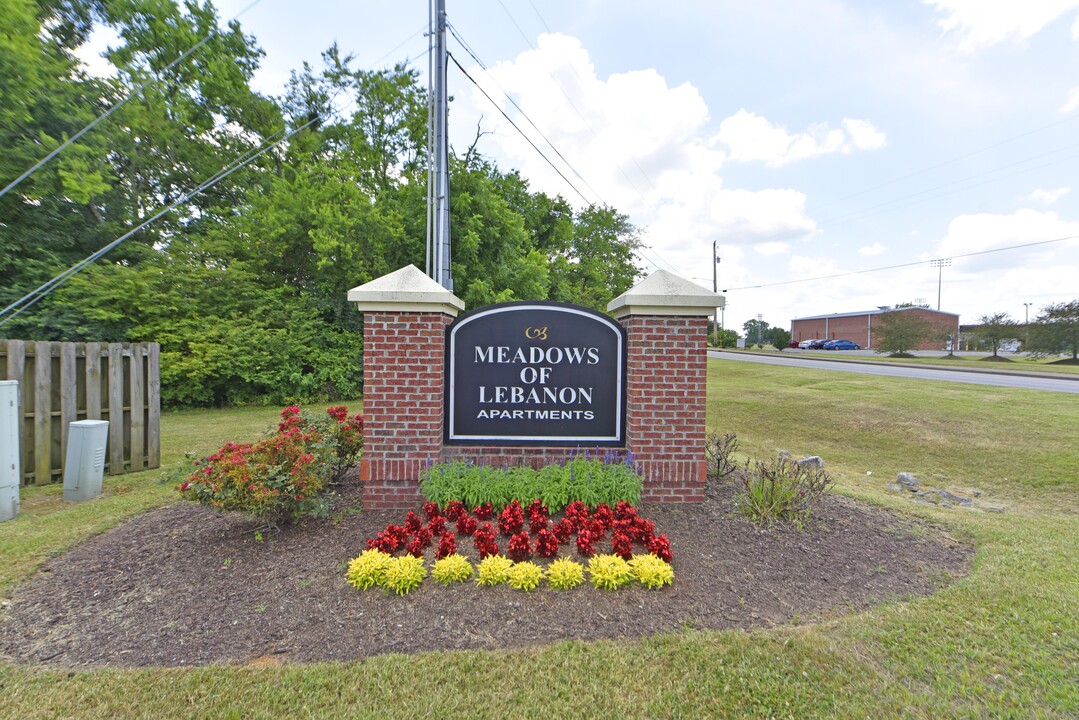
[[708, 349, 1079, 382]]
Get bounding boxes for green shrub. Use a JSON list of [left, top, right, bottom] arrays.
[[476, 555, 515, 586], [546, 558, 585, 590], [346, 549, 392, 590], [176, 405, 363, 526], [421, 451, 642, 511], [382, 555, 427, 595], [736, 456, 833, 527], [506, 561, 545, 591], [431, 554, 474, 585], [587, 554, 633, 591], [629, 553, 674, 589]]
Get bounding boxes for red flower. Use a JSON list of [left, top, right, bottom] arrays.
[[456, 515, 478, 536], [507, 532, 532, 562], [649, 534, 673, 563], [404, 511, 423, 534], [575, 529, 596, 557], [428, 516, 447, 536], [443, 500, 466, 522], [473, 502, 494, 520], [422, 501, 442, 521], [435, 531, 457, 559], [406, 536, 425, 558], [534, 528, 560, 558], [498, 499, 525, 536], [553, 517, 575, 543], [473, 524, 499, 559], [612, 531, 634, 561]]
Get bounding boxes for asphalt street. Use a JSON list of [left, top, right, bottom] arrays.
[[708, 351, 1079, 394]]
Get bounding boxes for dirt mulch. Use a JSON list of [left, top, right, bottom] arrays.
[[0, 479, 971, 669]]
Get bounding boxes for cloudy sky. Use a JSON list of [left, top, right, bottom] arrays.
[[82, 0, 1079, 332]]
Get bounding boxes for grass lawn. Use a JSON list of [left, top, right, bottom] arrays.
[[780, 349, 1079, 375], [1, 368, 1077, 718]]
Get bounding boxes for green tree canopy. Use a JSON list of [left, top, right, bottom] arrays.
[[1027, 301, 1079, 361], [874, 311, 932, 356]]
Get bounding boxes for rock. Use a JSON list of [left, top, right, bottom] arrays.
[[896, 472, 920, 490], [985, 505, 1006, 513], [936, 489, 973, 507], [778, 450, 792, 460], [797, 456, 825, 469], [885, 483, 903, 493]]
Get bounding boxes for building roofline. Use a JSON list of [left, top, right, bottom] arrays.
[[792, 307, 960, 321]]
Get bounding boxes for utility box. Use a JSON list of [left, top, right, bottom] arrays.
[[1, 381, 19, 522], [63, 420, 109, 502]]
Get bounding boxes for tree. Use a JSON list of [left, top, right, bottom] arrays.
[[1027, 300, 1079, 361], [973, 312, 1015, 357], [742, 319, 769, 347], [874, 311, 932, 356], [767, 327, 791, 350]]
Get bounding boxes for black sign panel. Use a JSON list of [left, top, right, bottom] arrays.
[[446, 302, 626, 445]]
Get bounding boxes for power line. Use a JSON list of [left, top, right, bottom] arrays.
[[724, 235, 1078, 292], [447, 23, 608, 205], [0, 112, 327, 328], [490, 0, 657, 197], [810, 111, 1079, 213], [0, 0, 266, 201], [448, 51, 596, 207]]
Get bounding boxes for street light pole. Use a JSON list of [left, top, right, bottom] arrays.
[[712, 241, 720, 347], [931, 258, 951, 310]]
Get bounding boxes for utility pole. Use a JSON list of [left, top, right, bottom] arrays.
[[1023, 302, 1032, 324], [712, 241, 720, 347], [931, 258, 951, 310], [426, 0, 452, 290]]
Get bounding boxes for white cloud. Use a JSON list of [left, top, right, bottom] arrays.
[[755, 242, 790, 256], [1063, 87, 1079, 113], [457, 33, 821, 278], [1025, 187, 1071, 204], [925, 0, 1079, 52], [935, 208, 1079, 261], [859, 242, 887, 257], [717, 110, 885, 167]]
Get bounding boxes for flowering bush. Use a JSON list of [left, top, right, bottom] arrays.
[[432, 554, 473, 584], [346, 549, 392, 590], [588, 554, 633, 591], [435, 531, 457, 559], [648, 534, 673, 564], [177, 405, 363, 525], [546, 558, 585, 590], [629, 553, 675, 589], [507, 561, 545, 591], [476, 555, 514, 586], [498, 499, 525, 536], [507, 531, 532, 561], [534, 528, 560, 558], [473, 523, 499, 559]]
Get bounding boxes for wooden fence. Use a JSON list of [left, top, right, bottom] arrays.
[[0, 340, 160, 485]]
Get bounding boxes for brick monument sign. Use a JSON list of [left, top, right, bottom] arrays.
[[348, 265, 724, 509]]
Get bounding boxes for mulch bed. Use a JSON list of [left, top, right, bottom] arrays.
[[0, 478, 971, 669]]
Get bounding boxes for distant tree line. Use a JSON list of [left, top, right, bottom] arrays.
[[1, 2, 642, 406]]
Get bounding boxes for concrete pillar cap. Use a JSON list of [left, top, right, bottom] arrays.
[[607, 269, 725, 319], [348, 265, 465, 316]]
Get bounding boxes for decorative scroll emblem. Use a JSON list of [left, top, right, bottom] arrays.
[[525, 326, 548, 341]]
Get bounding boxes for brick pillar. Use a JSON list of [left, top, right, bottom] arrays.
[[620, 315, 709, 502], [608, 270, 724, 504], [348, 266, 464, 510]]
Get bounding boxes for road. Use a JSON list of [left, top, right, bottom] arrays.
[[708, 351, 1079, 394]]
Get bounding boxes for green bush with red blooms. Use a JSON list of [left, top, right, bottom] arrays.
[[177, 406, 363, 525]]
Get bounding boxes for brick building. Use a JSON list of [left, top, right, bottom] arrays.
[[790, 307, 960, 351]]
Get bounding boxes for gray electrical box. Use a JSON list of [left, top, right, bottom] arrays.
[[63, 420, 109, 502], [0, 381, 19, 522]]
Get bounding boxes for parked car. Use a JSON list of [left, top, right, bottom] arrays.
[[823, 339, 860, 350], [798, 339, 822, 349]]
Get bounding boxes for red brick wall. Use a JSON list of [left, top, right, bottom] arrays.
[[620, 315, 708, 502], [791, 309, 959, 350], [359, 311, 449, 509], [360, 309, 711, 508]]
